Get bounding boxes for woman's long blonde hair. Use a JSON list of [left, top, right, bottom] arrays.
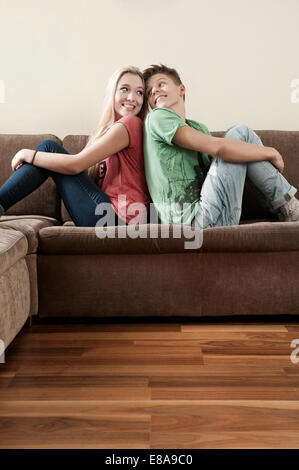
[[85, 66, 147, 182]]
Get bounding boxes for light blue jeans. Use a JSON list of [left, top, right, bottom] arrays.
[[193, 125, 297, 228]]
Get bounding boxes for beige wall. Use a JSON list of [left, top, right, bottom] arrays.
[[1, 0, 299, 137]]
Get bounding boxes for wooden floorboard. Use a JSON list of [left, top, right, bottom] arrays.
[[1, 319, 299, 449]]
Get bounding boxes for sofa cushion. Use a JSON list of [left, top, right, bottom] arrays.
[[0, 215, 60, 254], [38, 224, 202, 254], [201, 220, 299, 252], [0, 228, 28, 276], [37, 221, 299, 255], [62, 135, 89, 156], [0, 228, 30, 349], [0, 134, 63, 219]]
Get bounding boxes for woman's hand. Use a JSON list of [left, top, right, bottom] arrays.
[[11, 149, 35, 172]]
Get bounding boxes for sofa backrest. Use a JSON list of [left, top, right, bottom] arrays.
[[1, 131, 299, 222]]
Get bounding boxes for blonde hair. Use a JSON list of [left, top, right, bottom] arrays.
[[85, 66, 147, 182]]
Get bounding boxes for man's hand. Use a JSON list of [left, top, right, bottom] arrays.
[[11, 149, 35, 171], [269, 149, 284, 173]]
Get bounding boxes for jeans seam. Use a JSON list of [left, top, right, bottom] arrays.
[[64, 173, 109, 207], [259, 161, 296, 210]]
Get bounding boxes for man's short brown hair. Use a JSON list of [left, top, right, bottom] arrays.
[[142, 64, 183, 86]]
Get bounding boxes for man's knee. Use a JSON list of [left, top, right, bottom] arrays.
[[217, 157, 247, 175], [225, 124, 251, 141]]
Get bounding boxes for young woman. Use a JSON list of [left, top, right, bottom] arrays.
[[0, 66, 151, 226]]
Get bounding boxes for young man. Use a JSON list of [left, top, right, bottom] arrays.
[[143, 64, 299, 228]]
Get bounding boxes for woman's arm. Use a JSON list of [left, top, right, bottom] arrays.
[[172, 126, 284, 172], [16, 123, 130, 175], [74, 123, 129, 173], [12, 148, 79, 174]]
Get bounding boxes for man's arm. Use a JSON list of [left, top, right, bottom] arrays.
[[172, 126, 283, 172]]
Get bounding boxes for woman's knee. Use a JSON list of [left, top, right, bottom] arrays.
[[38, 139, 64, 152], [40, 139, 57, 147]]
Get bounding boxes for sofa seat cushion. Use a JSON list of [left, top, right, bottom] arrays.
[[0, 215, 60, 254], [0, 228, 28, 276], [38, 221, 299, 255], [0, 228, 30, 349], [202, 220, 299, 252], [38, 224, 200, 254]]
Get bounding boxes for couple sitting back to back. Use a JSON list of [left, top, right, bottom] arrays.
[[1, 64, 299, 227]]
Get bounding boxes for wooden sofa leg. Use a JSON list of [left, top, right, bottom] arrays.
[[24, 316, 33, 328]]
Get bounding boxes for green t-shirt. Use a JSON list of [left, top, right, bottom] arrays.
[[144, 107, 212, 225]]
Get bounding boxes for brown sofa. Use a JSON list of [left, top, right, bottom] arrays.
[[1, 131, 299, 351]]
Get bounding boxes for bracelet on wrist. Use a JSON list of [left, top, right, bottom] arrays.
[[31, 150, 38, 165]]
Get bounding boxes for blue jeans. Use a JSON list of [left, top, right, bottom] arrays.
[[194, 125, 297, 228], [0, 139, 123, 226]]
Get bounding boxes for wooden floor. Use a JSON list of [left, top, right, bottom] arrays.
[[1, 318, 299, 449]]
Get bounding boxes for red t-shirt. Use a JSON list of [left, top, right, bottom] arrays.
[[98, 115, 151, 224]]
